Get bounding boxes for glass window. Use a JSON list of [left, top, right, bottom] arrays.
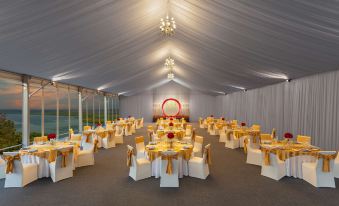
[[70, 90, 79, 133], [58, 87, 69, 138], [0, 77, 22, 149], [29, 82, 42, 142], [44, 84, 57, 137]]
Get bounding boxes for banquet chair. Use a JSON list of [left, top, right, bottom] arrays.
[[70, 134, 82, 142], [185, 125, 193, 136], [209, 123, 218, 136], [0, 157, 6, 179], [124, 123, 133, 136], [231, 120, 238, 125], [115, 125, 124, 144], [33, 136, 48, 144], [246, 138, 262, 166], [131, 121, 136, 134], [49, 147, 74, 182], [140, 118, 144, 128], [251, 124, 261, 131], [189, 144, 211, 179], [199, 118, 204, 129], [297, 135, 311, 145], [334, 154, 339, 178], [160, 151, 179, 187], [135, 136, 146, 159], [219, 128, 227, 143], [135, 119, 141, 129], [261, 151, 286, 181], [83, 125, 91, 131], [260, 133, 273, 143], [225, 131, 240, 149], [3, 152, 38, 188], [302, 151, 337, 188], [75, 140, 98, 168], [127, 145, 151, 181], [193, 136, 204, 157], [102, 129, 116, 149]]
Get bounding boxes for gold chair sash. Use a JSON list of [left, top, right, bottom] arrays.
[[248, 130, 260, 143], [161, 153, 178, 175], [57, 150, 72, 168], [135, 136, 144, 144], [93, 139, 99, 153], [262, 148, 272, 166], [127, 149, 134, 167], [243, 138, 248, 154], [2, 154, 21, 174], [318, 153, 337, 172], [96, 130, 107, 138], [204, 147, 212, 165]]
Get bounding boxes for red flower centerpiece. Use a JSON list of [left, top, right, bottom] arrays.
[[284, 132, 293, 142], [167, 132, 174, 139], [210, 115, 214, 117], [47, 133, 56, 140], [241, 122, 246, 127], [167, 132, 175, 148], [96, 123, 102, 127], [169, 122, 174, 127], [221, 117, 225, 121], [170, 117, 173, 121]]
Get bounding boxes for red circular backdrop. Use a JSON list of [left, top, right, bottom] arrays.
[[162, 98, 181, 117]]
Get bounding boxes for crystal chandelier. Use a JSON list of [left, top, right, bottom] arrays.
[[167, 72, 175, 80], [164, 57, 174, 69], [160, 15, 176, 36]]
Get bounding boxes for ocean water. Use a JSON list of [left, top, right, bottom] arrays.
[[0, 110, 79, 135]]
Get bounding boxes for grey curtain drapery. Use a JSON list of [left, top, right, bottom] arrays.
[[217, 70, 339, 150]]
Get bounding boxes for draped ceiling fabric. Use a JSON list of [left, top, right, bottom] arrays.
[[0, 0, 339, 95]]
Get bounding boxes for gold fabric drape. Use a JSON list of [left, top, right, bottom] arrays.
[[2, 154, 21, 174], [93, 139, 99, 152], [204, 147, 212, 165], [161, 153, 178, 175], [243, 138, 248, 154], [135, 136, 144, 144], [127, 148, 134, 167], [57, 150, 72, 168], [318, 153, 337, 172]]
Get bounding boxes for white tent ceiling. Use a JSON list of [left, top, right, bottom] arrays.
[[0, 0, 339, 96]]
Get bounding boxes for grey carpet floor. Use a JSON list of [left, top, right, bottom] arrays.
[[1, 123, 339, 206]]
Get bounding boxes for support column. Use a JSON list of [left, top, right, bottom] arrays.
[[41, 86, 44, 136], [104, 95, 107, 124], [56, 87, 59, 139], [78, 90, 82, 133], [22, 76, 30, 147]]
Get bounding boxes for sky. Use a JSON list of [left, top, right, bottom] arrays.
[[0, 78, 79, 110]]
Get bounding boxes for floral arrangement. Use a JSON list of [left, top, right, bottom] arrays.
[[170, 117, 173, 121], [167, 132, 174, 139], [47, 133, 56, 140], [284, 132, 293, 139], [221, 117, 225, 120], [241, 122, 246, 127], [169, 122, 174, 127], [96, 123, 102, 127], [210, 115, 214, 117], [128, 115, 131, 118]]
